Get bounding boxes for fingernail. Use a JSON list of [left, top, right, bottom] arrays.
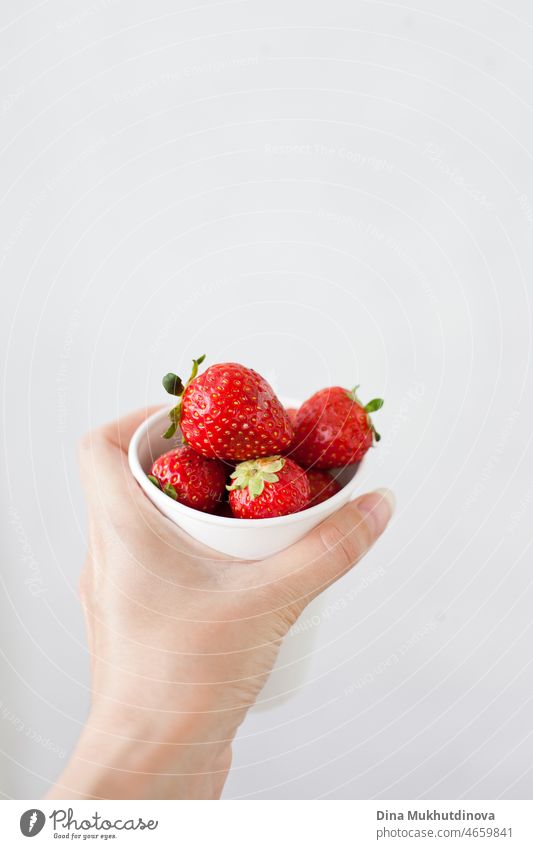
[[355, 488, 396, 537]]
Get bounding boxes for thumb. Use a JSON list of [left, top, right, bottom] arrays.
[[267, 488, 395, 606]]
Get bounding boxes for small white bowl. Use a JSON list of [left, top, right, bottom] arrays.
[[128, 400, 362, 560]]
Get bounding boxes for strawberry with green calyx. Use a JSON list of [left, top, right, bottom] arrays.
[[291, 386, 384, 470], [149, 445, 227, 513], [229, 456, 284, 498], [163, 359, 294, 461], [227, 455, 310, 519], [148, 475, 178, 501], [162, 354, 206, 439], [306, 469, 341, 508]]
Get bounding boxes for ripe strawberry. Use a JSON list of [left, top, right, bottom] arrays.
[[285, 407, 299, 428], [306, 470, 341, 508], [284, 406, 299, 451], [162, 357, 294, 462], [148, 445, 227, 513], [291, 386, 383, 469], [227, 455, 310, 519]]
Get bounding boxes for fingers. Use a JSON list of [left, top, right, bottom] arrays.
[[267, 489, 395, 603], [78, 407, 163, 513], [77, 406, 236, 560], [89, 406, 164, 455]]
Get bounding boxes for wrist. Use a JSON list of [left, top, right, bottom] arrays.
[[46, 706, 233, 800]]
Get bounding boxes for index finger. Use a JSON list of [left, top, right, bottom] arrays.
[[78, 406, 164, 509], [97, 405, 164, 454]]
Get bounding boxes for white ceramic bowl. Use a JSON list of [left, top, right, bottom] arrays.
[[128, 399, 364, 709], [128, 401, 362, 560]]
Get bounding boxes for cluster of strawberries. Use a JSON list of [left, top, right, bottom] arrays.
[[148, 356, 383, 519]]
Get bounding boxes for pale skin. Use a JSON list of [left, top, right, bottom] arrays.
[[46, 409, 394, 800]]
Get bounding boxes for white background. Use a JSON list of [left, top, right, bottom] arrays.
[[1, 0, 532, 800]]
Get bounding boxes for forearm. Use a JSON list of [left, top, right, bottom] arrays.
[[45, 709, 233, 800]]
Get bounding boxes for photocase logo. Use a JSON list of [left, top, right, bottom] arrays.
[[20, 809, 46, 837]]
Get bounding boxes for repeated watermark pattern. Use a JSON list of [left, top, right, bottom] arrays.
[[290, 566, 387, 637], [55, 0, 121, 30], [0, 86, 24, 116], [264, 143, 394, 173], [0, 698, 66, 759], [113, 56, 263, 103], [148, 277, 230, 356], [316, 208, 438, 306], [8, 505, 45, 598], [0, 138, 107, 268], [506, 481, 533, 534], [463, 410, 520, 509], [344, 617, 441, 695], [376, 381, 426, 468], [517, 193, 533, 228], [0, 190, 48, 269], [422, 143, 494, 210], [56, 310, 82, 434]]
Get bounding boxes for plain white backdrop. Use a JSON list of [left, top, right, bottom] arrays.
[[1, 0, 532, 799]]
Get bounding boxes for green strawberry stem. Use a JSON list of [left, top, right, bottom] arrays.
[[227, 456, 285, 499], [364, 398, 384, 413], [162, 374, 184, 396], [162, 354, 206, 439], [346, 386, 384, 444], [364, 397, 384, 443]]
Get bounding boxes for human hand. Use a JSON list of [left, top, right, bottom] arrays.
[[47, 409, 394, 799]]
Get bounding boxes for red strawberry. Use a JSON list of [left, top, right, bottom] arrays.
[[306, 470, 341, 508], [227, 455, 310, 519], [284, 406, 299, 451], [291, 386, 383, 469], [148, 445, 227, 513], [285, 407, 299, 428], [162, 357, 294, 462]]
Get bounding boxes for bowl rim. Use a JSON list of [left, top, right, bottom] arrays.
[[128, 404, 362, 528]]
